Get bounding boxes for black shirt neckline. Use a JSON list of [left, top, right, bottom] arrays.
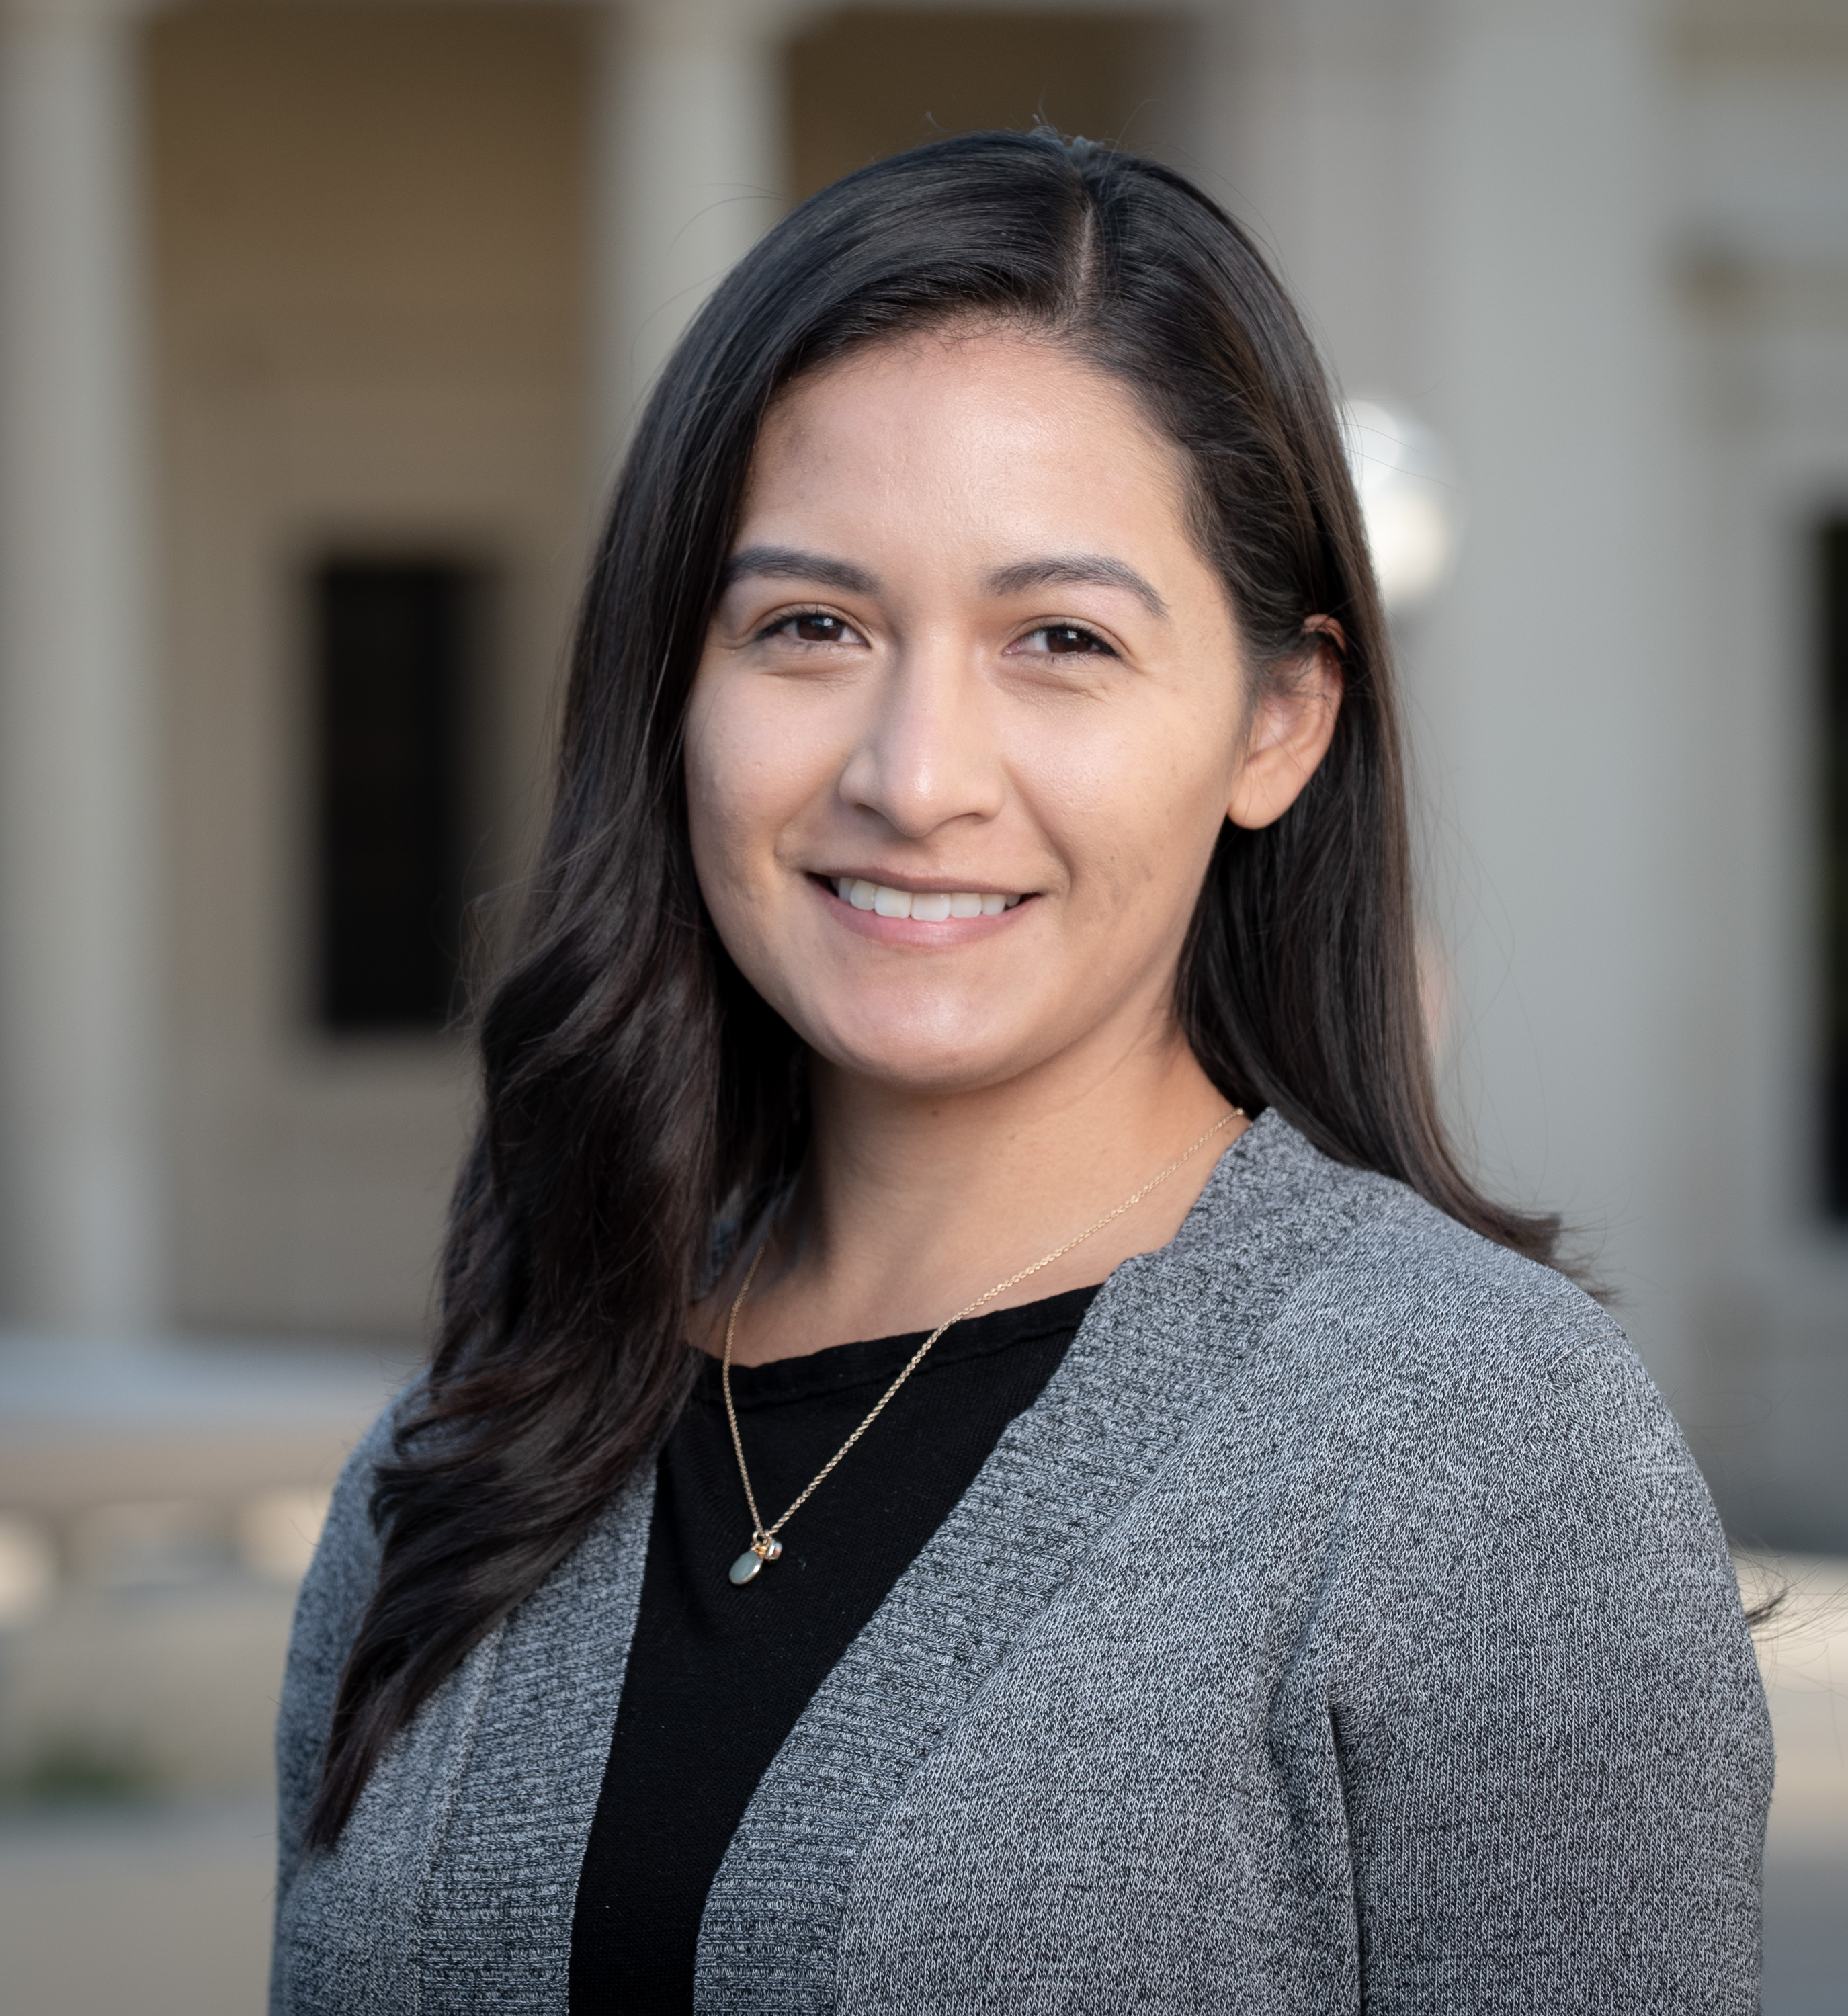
[[572, 1279, 1103, 2015], [691, 1281, 1104, 1408]]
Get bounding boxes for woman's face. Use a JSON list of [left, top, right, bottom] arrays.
[[685, 330, 1332, 1099]]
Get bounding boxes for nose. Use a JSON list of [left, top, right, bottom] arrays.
[[836, 637, 1006, 841]]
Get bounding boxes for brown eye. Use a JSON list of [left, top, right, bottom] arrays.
[[787, 612, 851, 644], [1017, 623, 1114, 657]]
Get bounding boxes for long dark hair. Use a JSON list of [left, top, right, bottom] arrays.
[[306, 130, 1559, 1848]]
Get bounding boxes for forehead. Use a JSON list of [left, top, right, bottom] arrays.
[[743, 330, 1191, 536]]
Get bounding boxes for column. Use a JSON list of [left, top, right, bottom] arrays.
[[587, 0, 794, 494], [1192, 0, 1704, 1386], [1185, 0, 1434, 403], [0, 0, 166, 1330], [1415, 0, 1703, 1380]]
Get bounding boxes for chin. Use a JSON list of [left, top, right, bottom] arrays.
[[804, 1016, 1034, 1097]]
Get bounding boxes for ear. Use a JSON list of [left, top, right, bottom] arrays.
[[1226, 620, 1345, 831]]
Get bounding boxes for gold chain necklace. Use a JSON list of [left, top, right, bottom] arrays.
[[719, 1107, 1243, 1587]]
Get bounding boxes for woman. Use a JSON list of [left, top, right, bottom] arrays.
[[272, 132, 1770, 2013]]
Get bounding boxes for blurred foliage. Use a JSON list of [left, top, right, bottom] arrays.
[[0, 1731, 161, 1808]]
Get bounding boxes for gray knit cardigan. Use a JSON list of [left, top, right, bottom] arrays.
[[271, 1112, 1771, 2013]]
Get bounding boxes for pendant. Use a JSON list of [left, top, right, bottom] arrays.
[[728, 1535, 782, 1586]]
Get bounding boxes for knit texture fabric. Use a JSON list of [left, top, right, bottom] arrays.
[[271, 1112, 1771, 2013]]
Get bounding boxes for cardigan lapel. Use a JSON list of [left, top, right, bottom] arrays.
[[407, 1466, 656, 2012], [692, 1111, 1349, 2013]]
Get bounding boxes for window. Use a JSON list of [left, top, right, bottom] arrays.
[[1823, 518, 1848, 1216], [313, 559, 474, 1034]]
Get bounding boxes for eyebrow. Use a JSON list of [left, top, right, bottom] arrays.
[[720, 545, 881, 597], [718, 544, 1169, 620], [986, 554, 1169, 619]]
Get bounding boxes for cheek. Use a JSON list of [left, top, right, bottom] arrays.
[[1015, 697, 1238, 916], [685, 690, 794, 1017], [684, 675, 797, 894]]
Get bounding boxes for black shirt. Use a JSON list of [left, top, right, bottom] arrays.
[[568, 1284, 1101, 2014]]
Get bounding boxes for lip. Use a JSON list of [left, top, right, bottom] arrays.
[[806, 872, 1034, 947]]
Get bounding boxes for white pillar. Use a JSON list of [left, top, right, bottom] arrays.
[[1186, 0, 1434, 404], [1192, 0, 1703, 1384], [1416, 0, 1702, 1381], [587, 0, 793, 494], [0, 0, 166, 1330]]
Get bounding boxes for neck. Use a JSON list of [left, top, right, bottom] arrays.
[[716, 1012, 1241, 1366]]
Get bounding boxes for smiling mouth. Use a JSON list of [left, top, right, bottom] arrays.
[[824, 876, 1024, 921]]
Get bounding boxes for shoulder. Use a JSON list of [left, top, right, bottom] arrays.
[[297, 1392, 407, 1641], [1191, 1151, 1774, 2004], [1231, 1132, 1746, 1632], [1187, 1117, 1714, 1552], [1321, 1179, 1660, 1472], [1212, 1112, 1626, 1405], [1202, 1125, 1765, 1716], [274, 1384, 419, 1886]]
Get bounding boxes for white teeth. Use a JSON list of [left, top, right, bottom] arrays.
[[829, 878, 1025, 921]]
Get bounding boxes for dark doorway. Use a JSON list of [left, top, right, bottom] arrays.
[[1822, 518, 1848, 1216], [313, 558, 476, 1034]]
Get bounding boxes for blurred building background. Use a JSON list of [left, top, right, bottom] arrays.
[[0, 1, 1845, 2011]]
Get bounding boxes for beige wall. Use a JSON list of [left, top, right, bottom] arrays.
[[148, 3, 592, 1337], [787, 9, 1185, 202]]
